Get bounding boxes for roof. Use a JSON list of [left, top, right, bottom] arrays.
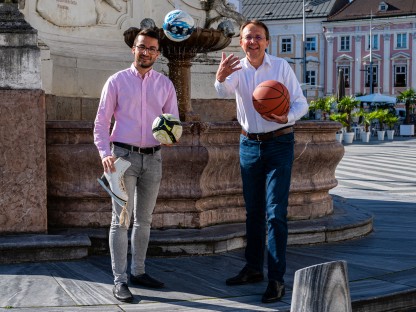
[[242, 0, 350, 21], [328, 0, 416, 21]]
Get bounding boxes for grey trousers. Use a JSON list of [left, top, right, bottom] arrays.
[[109, 145, 162, 285]]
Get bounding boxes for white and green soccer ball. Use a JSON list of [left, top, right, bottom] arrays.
[[152, 113, 183, 145]]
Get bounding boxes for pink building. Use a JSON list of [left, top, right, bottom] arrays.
[[323, 0, 416, 97]]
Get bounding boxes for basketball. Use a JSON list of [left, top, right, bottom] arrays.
[[252, 80, 290, 117], [152, 114, 183, 145], [162, 10, 195, 42]]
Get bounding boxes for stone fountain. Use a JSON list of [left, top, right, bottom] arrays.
[[1, 0, 373, 260]]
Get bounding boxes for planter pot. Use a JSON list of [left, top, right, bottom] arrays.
[[377, 130, 385, 141], [400, 124, 415, 136], [386, 130, 395, 140], [343, 132, 355, 144], [335, 132, 343, 143], [361, 131, 371, 143]]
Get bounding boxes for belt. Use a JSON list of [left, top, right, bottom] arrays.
[[241, 126, 293, 141], [112, 142, 161, 154]]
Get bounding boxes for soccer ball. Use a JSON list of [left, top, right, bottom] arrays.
[[162, 9, 195, 42], [152, 114, 183, 145]]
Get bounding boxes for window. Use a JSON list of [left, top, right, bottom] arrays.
[[394, 65, 407, 87], [306, 37, 316, 52], [306, 70, 316, 86], [379, 2, 388, 11], [338, 66, 350, 88], [367, 34, 379, 50], [365, 64, 378, 87], [396, 33, 407, 49], [340, 36, 350, 51], [281, 37, 292, 53]]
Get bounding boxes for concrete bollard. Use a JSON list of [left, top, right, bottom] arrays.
[[290, 260, 352, 312]]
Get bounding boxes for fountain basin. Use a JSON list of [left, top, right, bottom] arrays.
[[46, 120, 344, 229]]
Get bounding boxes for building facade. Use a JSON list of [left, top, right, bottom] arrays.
[[242, 0, 416, 100], [324, 0, 416, 97]]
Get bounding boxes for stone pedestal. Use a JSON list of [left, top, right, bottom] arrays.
[[0, 3, 47, 233], [0, 90, 47, 233]]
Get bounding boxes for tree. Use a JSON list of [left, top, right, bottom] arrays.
[[374, 109, 389, 131], [397, 88, 416, 125], [330, 112, 348, 131], [385, 113, 399, 130], [358, 109, 378, 132], [309, 95, 336, 120], [336, 96, 361, 132]]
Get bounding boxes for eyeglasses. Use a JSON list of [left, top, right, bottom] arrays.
[[243, 35, 266, 42], [134, 45, 159, 55]]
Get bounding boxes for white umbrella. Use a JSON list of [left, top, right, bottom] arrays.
[[355, 93, 396, 104]]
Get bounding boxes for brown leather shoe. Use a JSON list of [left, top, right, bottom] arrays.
[[226, 266, 264, 286], [262, 280, 285, 303], [113, 283, 133, 302], [130, 273, 164, 288]]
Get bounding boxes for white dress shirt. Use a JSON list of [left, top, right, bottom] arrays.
[[214, 53, 309, 134]]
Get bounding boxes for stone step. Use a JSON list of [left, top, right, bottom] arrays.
[[0, 234, 91, 264], [49, 195, 372, 257], [0, 195, 373, 263]]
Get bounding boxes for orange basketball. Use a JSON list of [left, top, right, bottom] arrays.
[[252, 80, 290, 117]]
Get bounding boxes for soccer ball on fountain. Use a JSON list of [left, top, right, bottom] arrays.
[[162, 9, 195, 42], [152, 113, 183, 145]]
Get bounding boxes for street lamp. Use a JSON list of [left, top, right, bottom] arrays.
[[369, 11, 374, 94], [302, 0, 313, 98]]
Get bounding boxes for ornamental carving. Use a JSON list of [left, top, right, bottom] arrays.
[[36, 0, 128, 27]]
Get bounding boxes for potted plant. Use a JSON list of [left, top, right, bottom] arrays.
[[385, 113, 399, 140], [330, 113, 348, 143], [336, 95, 361, 143], [397, 88, 415, 136], [374, 109, 389, 141], [358, 109, 378, 143], [309, 96, 336, 120]]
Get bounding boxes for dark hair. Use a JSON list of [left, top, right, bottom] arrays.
[[240, 20, 270, 41], [134, 28, 161, 49]]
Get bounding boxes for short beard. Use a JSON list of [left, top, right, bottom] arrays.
[[137, 58, 155, 69]]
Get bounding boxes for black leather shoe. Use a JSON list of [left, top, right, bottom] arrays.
[[130, 273, 164, 288], [113, 283, 133, 302], [226, 266, 264, 286], [262, 280, 285, 303]]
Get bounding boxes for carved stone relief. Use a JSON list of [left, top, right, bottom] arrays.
[[36, 0, 128, 27]]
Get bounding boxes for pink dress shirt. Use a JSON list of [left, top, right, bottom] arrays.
[[94, 64, 179, 159]]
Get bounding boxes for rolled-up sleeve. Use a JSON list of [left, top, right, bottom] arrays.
[[94, 78, 116, 159]]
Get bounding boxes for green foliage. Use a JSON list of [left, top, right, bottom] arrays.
[[336, 96, 361, 132], [309, 95, 336, 120], [373, 109, 389, 131], [358, 109, 378, 132], [385, 113, 399, 130], [397, 88, 416, 125], [330, 112, 349, 129]]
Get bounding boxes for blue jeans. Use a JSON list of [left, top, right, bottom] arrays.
[[239, 132, 294, 283], [109, 145, 162, 285]]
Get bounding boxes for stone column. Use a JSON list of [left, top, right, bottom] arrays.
[[0, 2, 47, 233], [354, 35, 362, 95], [411, 32, 416, 90], [326, 36, 334, 95], [380, 31, 394, 94]]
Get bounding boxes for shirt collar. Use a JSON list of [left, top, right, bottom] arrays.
[[242, 53, 271, 69], [130, 63, 153, 78]]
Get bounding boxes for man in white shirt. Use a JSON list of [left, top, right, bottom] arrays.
[[214, 19, 308, 303]]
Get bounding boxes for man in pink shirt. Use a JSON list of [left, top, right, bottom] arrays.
[[94, 28, 179, 303]]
